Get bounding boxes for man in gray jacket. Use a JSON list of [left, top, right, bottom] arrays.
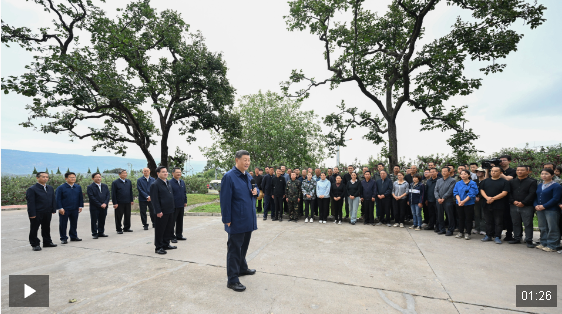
[[434, 167, 457, 236]]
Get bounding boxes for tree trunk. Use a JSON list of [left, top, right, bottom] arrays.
[[160, 126, 170, 171], [387, 119, 398, 168], [139, 144, 158, 178]]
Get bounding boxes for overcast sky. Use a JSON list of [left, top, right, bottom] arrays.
[[2, 0, 561, 167]]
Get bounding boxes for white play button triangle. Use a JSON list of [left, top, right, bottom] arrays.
[[24, 284, 36, 298]]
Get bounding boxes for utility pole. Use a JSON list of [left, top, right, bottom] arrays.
[[336, 138, 352, 167]]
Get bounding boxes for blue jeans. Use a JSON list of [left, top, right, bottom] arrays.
[[537, 210, 560, 250], [348, 197, 360, 223], [410, 203, 422, 227]]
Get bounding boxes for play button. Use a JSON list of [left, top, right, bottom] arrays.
[[9, 275, 49, 307], [24, 284, 36, 298]]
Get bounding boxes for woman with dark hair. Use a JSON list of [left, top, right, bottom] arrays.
[[346, 172, 362, 225], [392, 172, 409, 228], [453, 170, 479, 240], [408, 174, 425, 230], [331, 175, 346, 225], [316, 172, 331, 224], [534, 168, 562, 252]]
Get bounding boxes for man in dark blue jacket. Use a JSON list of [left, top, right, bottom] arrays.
[[56, 172, 84, 244], [260, 166, 274, 220], [111, 169, 134, 234], [360, 171, 376, 225], [170, 168, 187, 242], [375, 170, 393, 226], [220, 150, 258, 292], [424, 168, 439, 231], [26, 172, 58, 251], [150, 166, 177, 254], [87, 172, 110, 239], [137, 168, 156, 230]]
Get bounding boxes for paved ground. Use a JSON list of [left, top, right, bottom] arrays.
[[1, 208, 560, 313]]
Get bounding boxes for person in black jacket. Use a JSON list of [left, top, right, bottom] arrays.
[[375, 170, 393, 226], [254, 167, 264, 213], [26, 172, 58, 251], [271, 168, 286, 222], [111, 169, 134, 234], [508, 165, 538, 247], [87, 173, 110, 239], [150, 166, 177, 254], [260, 167, 274, 220], [170, 168, 188, 243], [331, 175, 346, 224]]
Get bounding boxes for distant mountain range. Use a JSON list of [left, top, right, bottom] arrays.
[[1, 149, 206, 175]]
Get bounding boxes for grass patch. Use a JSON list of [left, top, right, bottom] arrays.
[[133, 193, 219, 212], [190, 203, 221, 213]]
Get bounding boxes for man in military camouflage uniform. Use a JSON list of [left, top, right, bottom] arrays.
[[285, 172, 302, 222], [389, 165, 401, 182]]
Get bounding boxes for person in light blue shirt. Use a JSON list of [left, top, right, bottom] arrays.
[[316, 172, 331, 224], [453, 170, 479, 239]]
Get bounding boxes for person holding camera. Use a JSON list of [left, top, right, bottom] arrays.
[[480, 166, 511, 244]]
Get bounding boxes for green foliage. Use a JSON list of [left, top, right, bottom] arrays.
[[183, 175, 209, 194], [56, 167, 61, 174], [87, 167, 91, 173], [32, 167, 37, 175], [96, 167, 100, 173], [281, 0, 546, 166], [200, 90, 326, 170]]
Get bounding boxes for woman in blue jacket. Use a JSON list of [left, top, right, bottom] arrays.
[[316, 172, 331, 224], [534, 168, 562, 252], [407, 174, 425, 231], [453, 170, 478, 240]]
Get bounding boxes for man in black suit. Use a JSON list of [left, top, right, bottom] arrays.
[[87, 172, 110, 239], [150, 166, 177, 254], [111, 169, 134, 234], [26, 172, 58, 251], [170, 167, 187, 243]]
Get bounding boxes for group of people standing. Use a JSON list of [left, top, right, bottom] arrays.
[[26, 167, 188, 255], [252, 156, 562, 253]]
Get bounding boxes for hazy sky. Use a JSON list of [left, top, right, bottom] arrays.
[[2, 0, 561, 166]]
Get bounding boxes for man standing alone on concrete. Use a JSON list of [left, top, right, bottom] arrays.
[[26, 172, 58, 251], [137, 168, 156, 230], [112, 169, 134, 234], [170, 168, 187, 243], [87, 172, 110, 239], [220, 150, 258, 292], [57, 172, 84, 244], [150, 166, 177, 254]]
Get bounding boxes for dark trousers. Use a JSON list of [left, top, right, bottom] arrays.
[[510, 204, 534, 242], [29, 211, 52, 247], [313, 198, 319, 216], [363, 199, 375, 224], [456, 204, 474, 234], [298, 199, 303, 216], [139, 201, 156, 228], [344, 197, 349, 217], [376, 198, 391, 223], [283, 199, 289, 213], [256, 199, 262, 212], [227, 231, 252, 284], [503, 203, 513, 238], [115, 203, 132, 232], [59, 209, 79, 240], [263, 194, 273, 218], [318, 198, 330, 221], [304, 200, 313, 218], [426, 201, 437, 229], [90, 206, 107, 236], [422, 202, 428, 223], [333, 198, 343, 221], [330, 197, 335, 217], [436, 201, 455, 233], [393, 198, 408, 224], [484, 206, 504, 238], [274, 196, 284, 219], [154, 212, 175, 250], [173, 207, 184, 238]]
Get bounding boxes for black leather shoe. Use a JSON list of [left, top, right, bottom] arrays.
[[93, 235, 99, 239], [32, 246, 42, 251], [171, 239, 178, 243], [70, 238, 82, 241], [437, 231, 445, 235], [239, 269, 256, 276], [424, 227, 434, 230], [143, 226, 149, 230], [163, 245, 177, 250], [155, 248, 167, 255], [445, 232, 453, 236], [176, 237, 186, 241], [123, 229, 133, 232], [508, 239, 521, 244], [227, 282, 246, 292], [263, 217, 267, 221], [117, 231, 123, 234], [61, 240, 68, 244], [526, 242, 536, 248], [98, 234, 108, 237], [43, 242, 57, 247]]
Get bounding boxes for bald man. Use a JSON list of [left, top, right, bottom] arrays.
[[137, 168, 156, 230]]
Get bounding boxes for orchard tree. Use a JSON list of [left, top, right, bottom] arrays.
[[200, 90, 326, 170], [282, 0, 546, 166], [2, 0, 238, 176]]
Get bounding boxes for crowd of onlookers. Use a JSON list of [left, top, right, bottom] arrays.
[[251, 156, 562, 254]]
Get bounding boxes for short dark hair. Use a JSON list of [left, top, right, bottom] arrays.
[[235, 150, 250, 159], [522, 165, 532, 171], [294, 167, 299, 170], [36, 171, 48, 178], [442, 166, 450, 171], [377, 163, 384, 167], [544, 162, 556, 168], [556, 166, 562, 172], [393, 165, 400, 169], [500, 155, 512, 161], [349, 165, 355, 168], [172, 167, 182, 173], [541, 168, 554, 176], [470, 162, 478, 166], [327, 168, 332, 170], [379, 170, 387, 175], [428, 161, 435, 165], [118, 169, 127, 174], [65, 172, 76, 178], [412, 174, 422, 181], [364, 170, 371, 175], [91, 172, 101, 179], [277, 167, 282, 171], [459, 169, 471, 177], [424, 169, 430, 172], [516, 165, 528, 170], [430, 168, 438, 172], [156, 166, 167, 173]]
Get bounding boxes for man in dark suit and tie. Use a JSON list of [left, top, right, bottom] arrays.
[[150, 166, 177, 255], [87, 172, 110, 239], [111, 169, 134, 234], [56, 172, 84, 244], [26, 172, 58, 251], [170, 168, 187, 243], [137, 167, 156, 230], [221, 150, 258, 292]]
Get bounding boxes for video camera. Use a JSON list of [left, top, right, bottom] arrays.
[[481, 157, 502, 170]]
